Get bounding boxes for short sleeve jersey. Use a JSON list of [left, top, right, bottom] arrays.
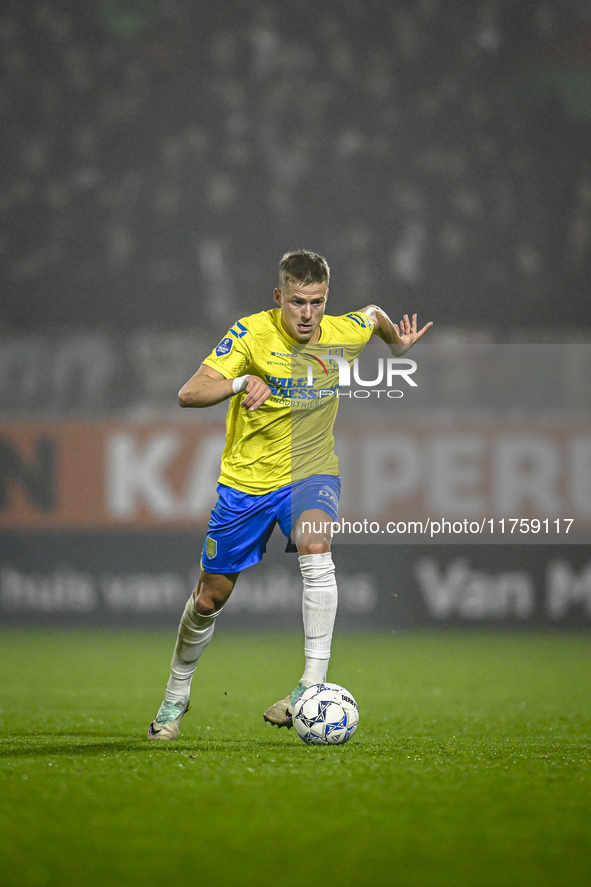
[[202, 307, 374, 494]]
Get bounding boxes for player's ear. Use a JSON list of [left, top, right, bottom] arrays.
[[273, 288, 282, 306]]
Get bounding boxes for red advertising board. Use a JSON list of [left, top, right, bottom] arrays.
[[0, 420, 224, 529], [1, 419, 591, 536]]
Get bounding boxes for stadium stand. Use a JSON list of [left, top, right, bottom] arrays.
[[1, 0, 590, 341]]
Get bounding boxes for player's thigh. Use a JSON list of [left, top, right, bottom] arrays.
[[202, 485, 278, 573], [280, 474, 340, 554]]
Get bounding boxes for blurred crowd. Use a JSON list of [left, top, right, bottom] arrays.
[[1, 0, 591, 335]]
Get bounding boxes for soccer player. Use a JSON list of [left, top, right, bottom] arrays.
[[147, 250, 431, 739]]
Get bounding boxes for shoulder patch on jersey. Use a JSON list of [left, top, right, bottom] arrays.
[[346, 312, 371, 329], [215, 337, 234, 357], [230, 321, 248, 338]]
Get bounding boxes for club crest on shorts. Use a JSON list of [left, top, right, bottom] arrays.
[[206, 536, 217, 559], [215, 337, 234, 357]]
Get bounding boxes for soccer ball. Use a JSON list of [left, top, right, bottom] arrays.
[[292, 683, 359, 745]]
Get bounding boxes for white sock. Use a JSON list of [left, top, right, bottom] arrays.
[[299, 552, 337, 687], [164, 597, 220, 703]]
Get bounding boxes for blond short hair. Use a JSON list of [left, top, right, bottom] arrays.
[[278, 250, 330, 292]]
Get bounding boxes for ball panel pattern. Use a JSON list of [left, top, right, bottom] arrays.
[[293, 683, 359, 745]]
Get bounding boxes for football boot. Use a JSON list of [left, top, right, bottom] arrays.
[[147, 699, 190, 740], [263, 682, 308, 728]]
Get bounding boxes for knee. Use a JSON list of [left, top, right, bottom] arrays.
[[192, 586, 227, 616], [192, 571, 236, 615], [192, 591, 221, 617], [298, 541, 331, 557]]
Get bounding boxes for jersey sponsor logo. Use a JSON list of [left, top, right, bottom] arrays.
[[215, 337, 234, 357], [230, 321, 248, 339], [303, 353, 329, 376], [264, 374, 339, 400]]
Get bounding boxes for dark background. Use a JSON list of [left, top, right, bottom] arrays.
[[1, 0, 591, 336], [1, 1, 591, 629], [2, 531, 590, 628]]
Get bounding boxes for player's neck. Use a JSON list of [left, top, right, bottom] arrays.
[[308, 325, 322, 345]]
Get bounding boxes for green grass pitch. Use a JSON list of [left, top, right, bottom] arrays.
[[1, 629, 590, 887]]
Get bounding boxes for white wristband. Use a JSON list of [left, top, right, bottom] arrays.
[[232, 375, 249, 394]]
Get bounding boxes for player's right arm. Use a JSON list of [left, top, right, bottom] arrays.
[[178, 364, 271, 412]]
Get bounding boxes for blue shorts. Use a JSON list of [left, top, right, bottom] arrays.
[[201, 474, 341, 574]]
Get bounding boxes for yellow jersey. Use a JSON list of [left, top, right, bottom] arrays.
[[202, 307, 374, 494]]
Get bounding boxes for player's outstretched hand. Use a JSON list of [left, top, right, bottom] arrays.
[[393, 314, 433, 355], [240, 375, 272, 411]]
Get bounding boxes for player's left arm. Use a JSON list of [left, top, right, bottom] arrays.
[[360, 305, 433, 356]]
